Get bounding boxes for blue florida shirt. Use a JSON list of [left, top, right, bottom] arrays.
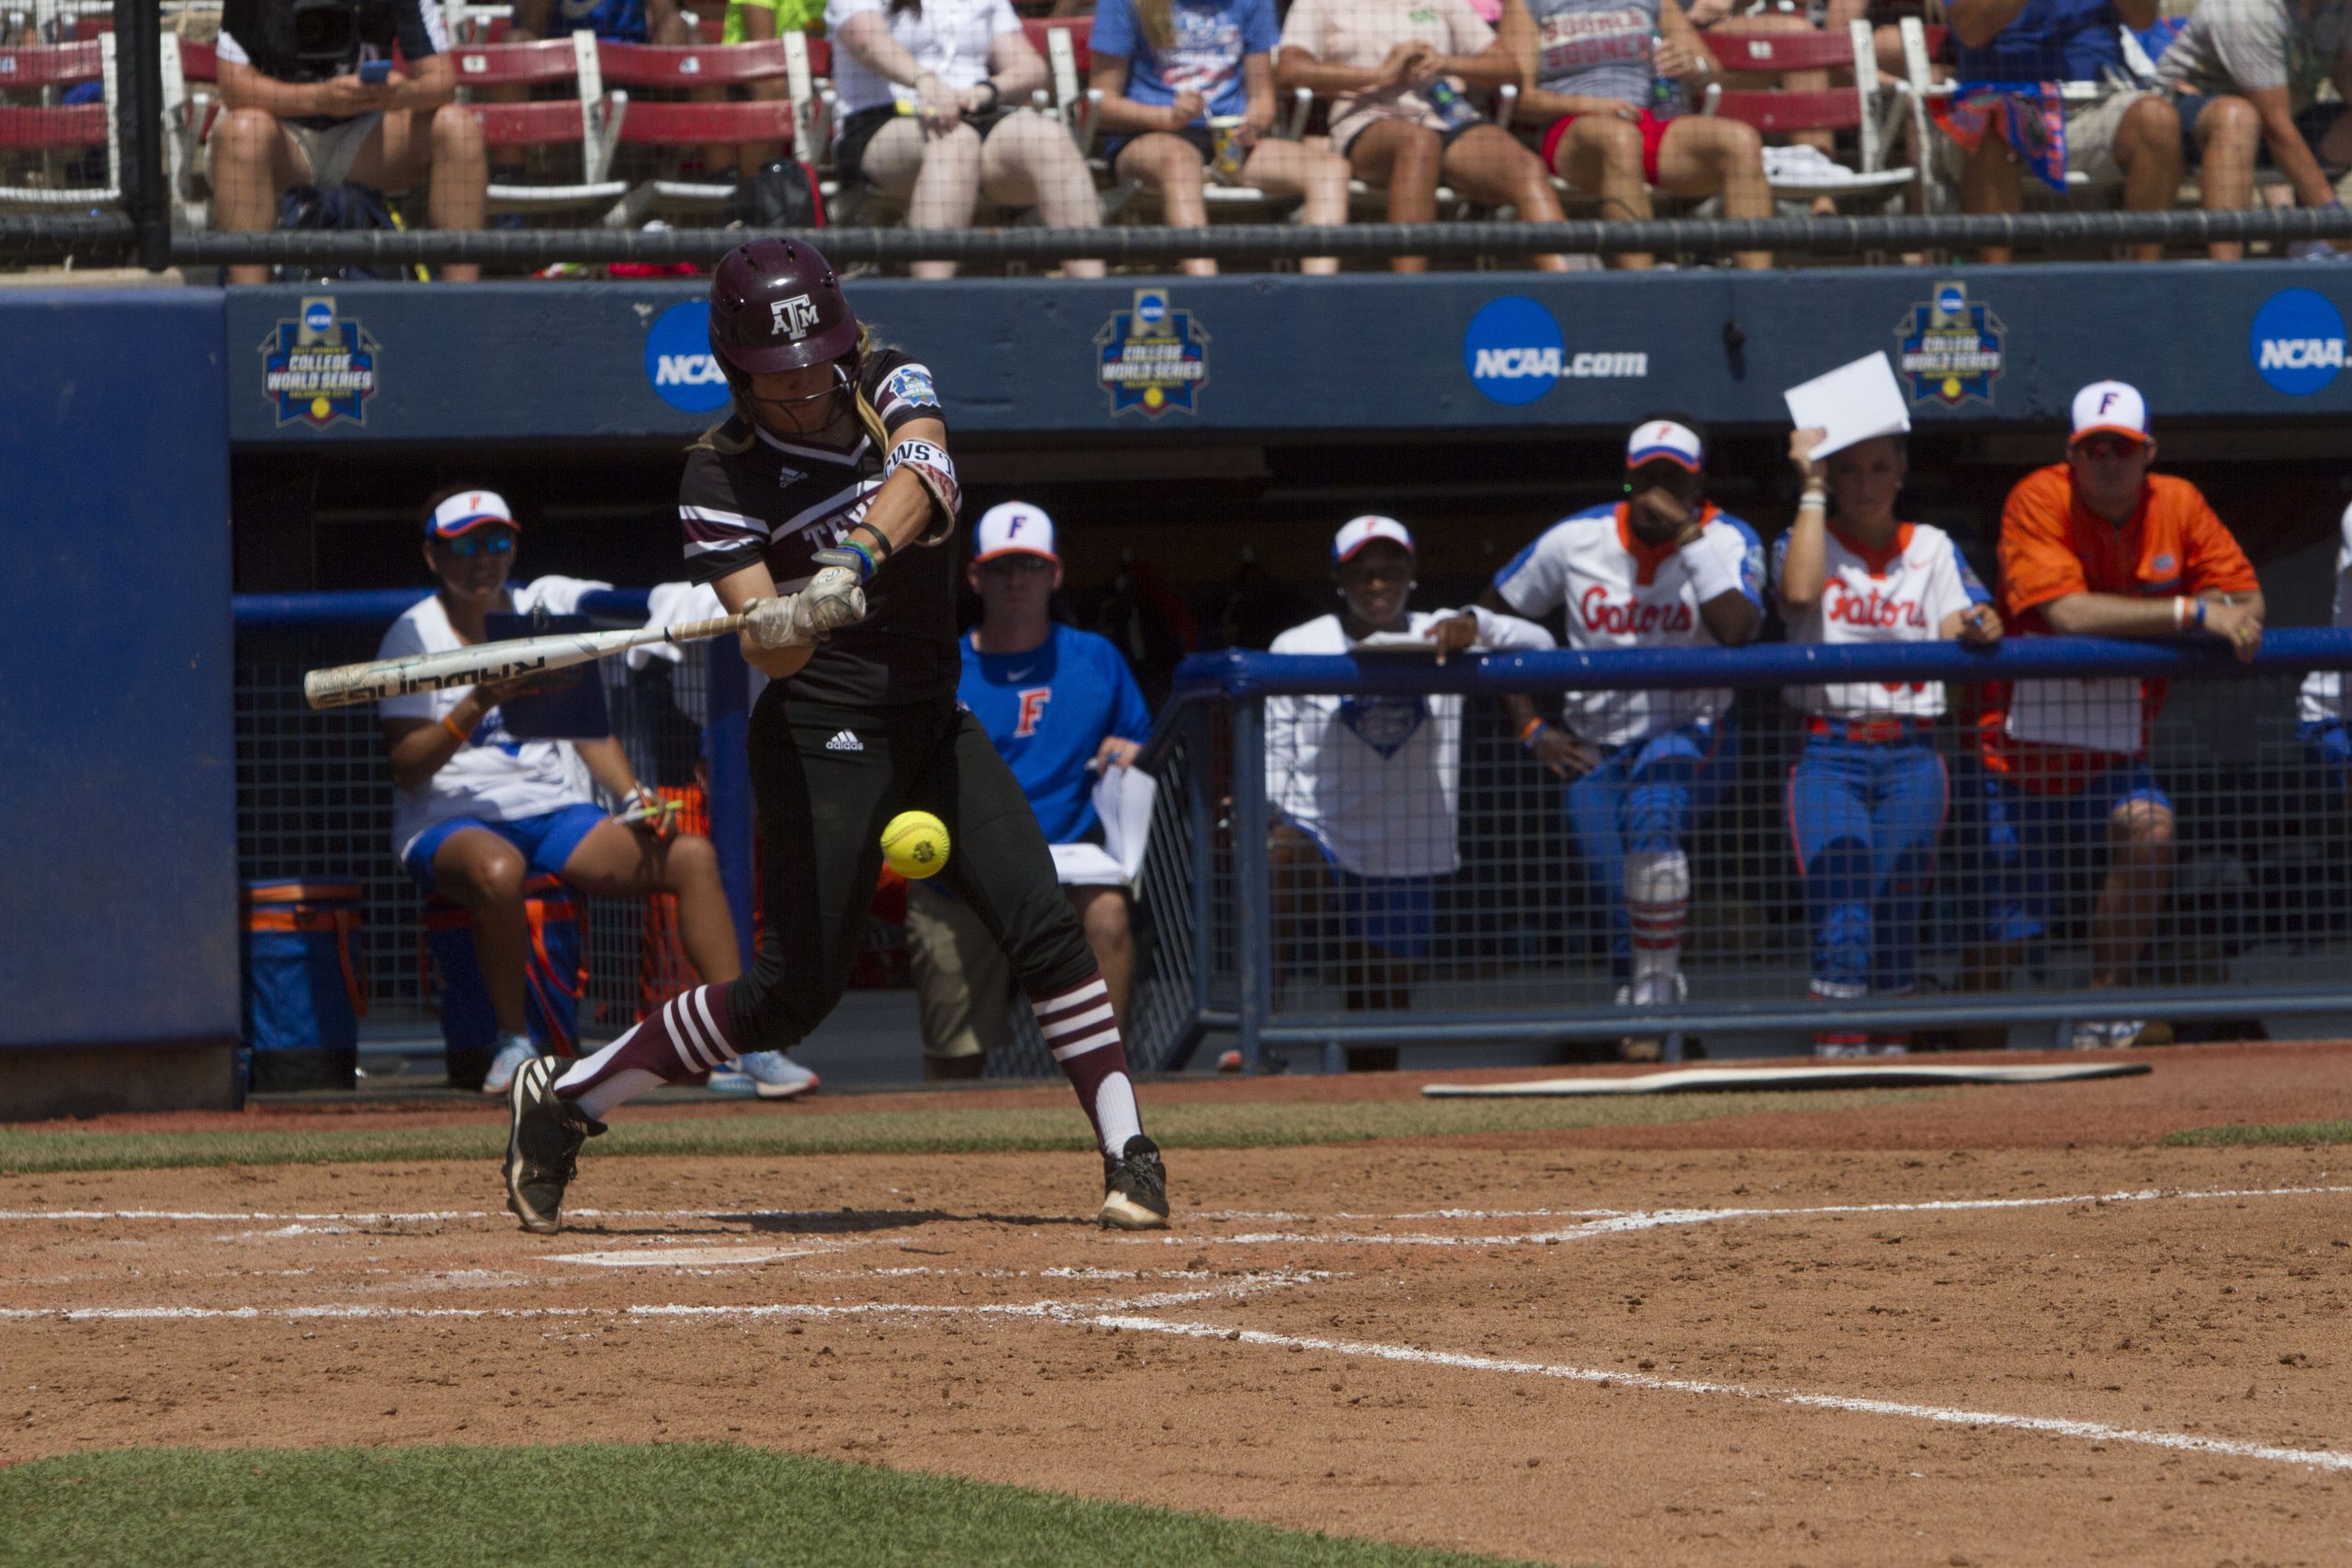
[[959, 625, 1154, 843]]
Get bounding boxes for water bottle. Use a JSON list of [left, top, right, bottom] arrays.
[[1423, 77, 1480, 131], [1648, 33, 1686, 120]]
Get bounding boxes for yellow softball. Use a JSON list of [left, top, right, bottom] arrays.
[[881, 810, 951, 880]]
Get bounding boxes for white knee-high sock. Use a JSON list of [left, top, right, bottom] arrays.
[[1625, 849, 1690, 989]]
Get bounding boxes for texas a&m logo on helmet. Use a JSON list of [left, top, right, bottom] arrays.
[[771, 294, 822, 342]]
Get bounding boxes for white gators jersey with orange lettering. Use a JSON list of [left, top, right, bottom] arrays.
[[1772, 521, 1989, 720], [2297, 502, 2352, 725], [1491, 502, 1763, 748]]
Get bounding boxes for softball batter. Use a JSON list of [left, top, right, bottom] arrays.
[[502, 238, 1167, 1234], [1775, 425, 2001, 1056]]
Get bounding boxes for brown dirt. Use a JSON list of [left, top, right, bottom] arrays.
[[5, 1041, 2351, 1567]]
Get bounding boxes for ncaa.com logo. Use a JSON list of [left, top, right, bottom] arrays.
[[1463, 297, 1646, 407], [643, 300, 731, 413], [2249, 287, 2346, 397]]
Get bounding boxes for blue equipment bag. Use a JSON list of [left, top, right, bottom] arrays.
[[240, 880, 365, 1091]]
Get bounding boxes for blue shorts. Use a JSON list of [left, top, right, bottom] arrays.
[[1982, 760, 2170, 944], [1330, 866, 1439, 962], [402, 803, 607, 896], [2301, 717, 2351, 796]]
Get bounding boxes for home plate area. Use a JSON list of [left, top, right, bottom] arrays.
[[3, 1145, 2347, 1563]]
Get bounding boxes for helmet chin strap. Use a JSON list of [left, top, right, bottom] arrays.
[[730, 355, 861, 442]]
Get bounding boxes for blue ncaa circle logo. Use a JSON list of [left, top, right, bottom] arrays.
[[1136, 292, 1169, 327], [1934, 283, 1964, 317], [1464, 297, 1566, 407], [301, 299, 334, 333], [2248, 287, 2347, 396], [643, 300, 732, 413]]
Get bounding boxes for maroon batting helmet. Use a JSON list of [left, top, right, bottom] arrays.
[[707, 237, 860, 378]]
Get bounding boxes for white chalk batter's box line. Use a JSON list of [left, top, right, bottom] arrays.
[[4, 1182, 2346, 1241]]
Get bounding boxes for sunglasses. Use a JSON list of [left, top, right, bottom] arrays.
[[2073, 435, 2143, 461], [439, 530, 514, 558]]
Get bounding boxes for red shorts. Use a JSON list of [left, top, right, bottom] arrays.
[[1542, 106, 1674, 185]]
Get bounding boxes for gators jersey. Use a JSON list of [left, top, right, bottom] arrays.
[[1772, 520, 1989, 720], [958, 625, 1152, 843], [678, 350, 956, 710], [2298, 502, 2352, 726], [1491, 501, 1764, 748]]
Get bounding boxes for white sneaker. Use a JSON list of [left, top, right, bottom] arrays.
[[2070, 1019, 2145, 1051], [710, 1051, 819, 1100], [481, 1035, 538, 1097], [1621, 973, 1686, 1063]]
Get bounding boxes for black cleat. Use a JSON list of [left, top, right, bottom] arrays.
[[503, 1056, 605, 1235], [1098, 1134, 1170, 1230]]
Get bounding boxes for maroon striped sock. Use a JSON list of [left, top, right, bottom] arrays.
[[1032, 973, 1142, 1156], [556, 982, 742, 1101]]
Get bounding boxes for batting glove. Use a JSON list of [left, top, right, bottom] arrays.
[[743, 592, 820, 649], [803, 555, 870, 635]]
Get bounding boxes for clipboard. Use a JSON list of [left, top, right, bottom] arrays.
[[482, 612, 613, 739]]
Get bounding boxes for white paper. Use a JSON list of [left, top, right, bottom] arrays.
[[2005, 678, 2145, 754], [1051, 764, 1158, 887], [1782, 352, 1912, 461]]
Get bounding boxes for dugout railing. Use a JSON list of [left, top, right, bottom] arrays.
[[1158, 630, 2352, 1074], [232, 589, 1202, 1078]]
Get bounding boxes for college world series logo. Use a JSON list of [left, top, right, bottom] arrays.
[[260, 296, 379, 428], [1894, 281, 2006, 407], [1095, 288, 1209, 417]]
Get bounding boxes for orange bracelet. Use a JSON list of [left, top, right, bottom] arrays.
[[1519, 717, 1548, 744], [441, 711, 470, 743]]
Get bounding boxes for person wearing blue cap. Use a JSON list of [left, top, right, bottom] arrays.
[[376, 486, 744, 1096]]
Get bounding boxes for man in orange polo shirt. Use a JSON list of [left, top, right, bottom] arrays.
[[1980, 380, 2265, 1049]]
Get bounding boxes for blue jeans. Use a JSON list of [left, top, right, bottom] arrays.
[[1787, 731, 1950, 995], [1981, 761, 2170, 945], [1566, 719, 1736, 980]]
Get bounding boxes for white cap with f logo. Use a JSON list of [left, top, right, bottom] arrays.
[[974, 502, 1058, 563], [2070, 380, 2152, 445]]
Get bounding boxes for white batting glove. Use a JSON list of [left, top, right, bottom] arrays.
[[743, 592, 819, 649], [802, 558, 869, 635]]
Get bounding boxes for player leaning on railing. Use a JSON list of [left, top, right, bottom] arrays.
[[502, 238, 1167, 1235], [1775, 426, 2002, 1059], [1480, 418, 1763, 1060]]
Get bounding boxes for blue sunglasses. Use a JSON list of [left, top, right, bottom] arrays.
[[439, 530, 514, 558]]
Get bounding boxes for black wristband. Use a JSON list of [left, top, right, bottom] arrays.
[[977, 79, 1001, 109], [849, 519, 897, 560]]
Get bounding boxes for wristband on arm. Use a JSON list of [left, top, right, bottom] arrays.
[[441, 711, 471, 743], [1677, 533, 1742, 602], [1519, 717, 1550, 750]]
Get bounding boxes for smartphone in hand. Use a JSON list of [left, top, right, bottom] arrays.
[[358, 59, 391, 85]]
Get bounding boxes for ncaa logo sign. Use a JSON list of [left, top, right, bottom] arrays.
[[301, 299, 334, 335], [1464, 296, 1565, 406], [2249, 287, 2347, 396], [643, 300, 731, 414]]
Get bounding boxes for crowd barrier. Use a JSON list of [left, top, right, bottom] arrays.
[[1159, 631, 2352, 1073]]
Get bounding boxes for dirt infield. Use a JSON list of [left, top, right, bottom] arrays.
[[5, 1042, 2349, 1566]]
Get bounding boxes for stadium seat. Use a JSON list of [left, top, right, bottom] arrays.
[[455, 33, 627, 211], [1699, 21, 1920, 208], [0, 35, 119, 212], [602, 94, 797, 222], [595, 37, 793, 90]]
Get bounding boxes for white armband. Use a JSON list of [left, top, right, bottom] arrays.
[[1678, 535, 1741, 603], [885, 437, 960, 543]]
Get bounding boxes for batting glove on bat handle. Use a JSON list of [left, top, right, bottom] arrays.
[[802, 564, 869, 636], [743, 593, 818, 650]]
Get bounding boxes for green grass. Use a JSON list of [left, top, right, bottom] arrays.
[[0, 1089, 1939, 1175], [0, 1443, 1542, 1568], [2161, 1119, 2352, 1148]]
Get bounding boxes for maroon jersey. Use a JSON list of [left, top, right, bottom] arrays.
[[679, 350, 957, 709]]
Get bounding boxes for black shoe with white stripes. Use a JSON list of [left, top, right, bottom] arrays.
[[503, 1055, 605, 1235], [1097, 1134, 1170, 1230]]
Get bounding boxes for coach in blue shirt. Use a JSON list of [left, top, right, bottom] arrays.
[[904, 502, 1155, 1079]]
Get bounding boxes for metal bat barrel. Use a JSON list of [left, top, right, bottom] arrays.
[[300, 613, 744, 711]]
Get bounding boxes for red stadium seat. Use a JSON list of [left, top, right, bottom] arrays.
[[451, 35, 590, 88], [1702, 28, 1871, 75], [1022, 17, 1089, 74], [456, 34, 629, 212], [1699, 20, 1919, 206], [596, 39, 793, 89], [177, 39, 219, 83], [603, 95, 798, 221], [0, 37, 119, 211]]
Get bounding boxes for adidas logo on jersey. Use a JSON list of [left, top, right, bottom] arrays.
[[824, 730, 864, 752]]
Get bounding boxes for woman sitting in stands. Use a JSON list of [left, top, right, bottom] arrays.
[[1273, 0, 1571, 271], [1502, 0, 1775, 269], [827, 0, 1106, 279], [1088, 0, 1352, 275]]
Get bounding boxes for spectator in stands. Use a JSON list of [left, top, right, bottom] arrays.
[[828, 0, 1108, 278], [724, 0, 827, 179], [1481, 419, 1763, 1060], [514, 0, 691, 46], [2299, 501, 2352, 799], [1776, 426, 2003, 1057], [1089, 0, 1353, 274], [1980, 381, 2263, 1049], [1946, 0, 2186, 264], [1503, 0, 1776, 269], [378, 489, 782, 1099], [904, 503, 1154, 1079], [2156, 0, 2352, 260], [1274, 0, 1575, 271], [211, 0, 488, 285], [1270, 517, 1555, 1070]]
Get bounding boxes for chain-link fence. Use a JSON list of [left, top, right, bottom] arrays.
[[1177, 631, 2352, 1070]]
